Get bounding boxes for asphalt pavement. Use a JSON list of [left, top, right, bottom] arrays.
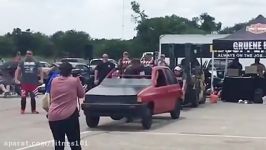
[[0, 96, 266, 150]]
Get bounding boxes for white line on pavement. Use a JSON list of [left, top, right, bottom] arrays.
[[15, 131, 93, 150], [16, 131, 266, 150], [112, 131, 266, 140]]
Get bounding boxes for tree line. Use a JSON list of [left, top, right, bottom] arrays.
[[0, 1, 247, 60]]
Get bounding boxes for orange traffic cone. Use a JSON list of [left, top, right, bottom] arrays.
[[210, 92, 219, 103]]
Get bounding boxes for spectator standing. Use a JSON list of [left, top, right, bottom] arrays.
[[124, 59, 145, 77], [15, 50, 43, 114], [157, 54, 168, 66], [228, 57, 243, 70], [174, 66, 187, 98], [45, 63, 60, 94], [118, 51, 131, 73], [251, 57, 266, 77], [94, 54, 115, 85], [48, 62, 85, 150]]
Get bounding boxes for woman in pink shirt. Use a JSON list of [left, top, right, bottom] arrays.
[[48, 62, 85, 150]]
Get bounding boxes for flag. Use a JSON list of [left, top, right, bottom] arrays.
[[33, 87, 40, 97]]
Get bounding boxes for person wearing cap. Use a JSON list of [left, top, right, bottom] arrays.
[[174, 66, 187, 98], [157, 54, 168, 66], [94, 54, 115, 85], [251, 57, 266, 78], [141, 54, 154, 67]]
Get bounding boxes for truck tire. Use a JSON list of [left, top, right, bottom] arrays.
[[141, 106, 152, 130], [170, 100, 181, 119], [199, 89, 207, 104], [110, 115, 124, 120], [86, 115, 100, 128], [191, 89, 200, 108]]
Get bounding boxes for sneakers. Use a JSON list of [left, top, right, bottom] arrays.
[[20, 110, 25, 114], [3, 92, 10, 98], [20, 110, 39, 114], [32, 110, 39, 114], [238, 100, 249, 104]]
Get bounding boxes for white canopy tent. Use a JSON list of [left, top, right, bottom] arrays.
[[159, 34, 229, 92], [159, 34, 229, 55]]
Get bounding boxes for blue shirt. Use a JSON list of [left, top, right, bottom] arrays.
[[45, 71, 60, 93]]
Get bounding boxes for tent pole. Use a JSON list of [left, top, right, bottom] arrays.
[[224, 52, 229, 78], [211, 50, 215, 92], [159, 35, 163, 59]]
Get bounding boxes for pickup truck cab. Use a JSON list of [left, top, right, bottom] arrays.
[[81, 66, 183, 129]]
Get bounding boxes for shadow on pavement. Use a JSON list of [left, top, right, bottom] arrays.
[[87, 116, 186, 132]]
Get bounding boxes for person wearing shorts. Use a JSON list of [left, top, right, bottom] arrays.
[[15, 50, 43, 114]]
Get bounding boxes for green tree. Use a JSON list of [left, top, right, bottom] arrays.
[[92, 39, 136, 59], [10, 28, 35, 54], [131, 1, 148, 23], [198, 13, 222, 33], [0, 36, 16, 56], [133, 15, 206, 52], [32, 32, 54, 56], [51, 30, 91, 57], [130, 2, 220, 54], [220, 23, 247, 34], [4, 28, 51, 56]]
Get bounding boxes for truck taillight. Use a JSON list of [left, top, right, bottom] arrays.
[[137, 97, 142, 102]]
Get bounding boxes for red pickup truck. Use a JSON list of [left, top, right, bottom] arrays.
[[81, 66, 183, 129]]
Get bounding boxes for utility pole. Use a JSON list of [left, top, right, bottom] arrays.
[[122, 0, 125, 39]]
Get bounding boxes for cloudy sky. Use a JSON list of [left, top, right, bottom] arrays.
[[0, 0, 265, 39]]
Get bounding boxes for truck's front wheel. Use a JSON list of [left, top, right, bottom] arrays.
[[191, 89, 200, 107], [170, 100, 181, 119], [141, 107, 152, 130], [86, 115, 100, 128]]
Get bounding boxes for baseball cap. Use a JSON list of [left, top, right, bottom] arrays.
[[174, 66, 182, 71]]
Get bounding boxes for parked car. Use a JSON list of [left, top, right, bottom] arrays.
[[141, 52, 154, 61], [72, 62, 92, 83], [55, 62, 94, 90], [89, 59, 117, 71], [39, 61, 51, 68], [204, 58, 233, 78], [60, 58, 89, 65], [36, 61, 51, 94], [40, 61, 51, 78], [81, 66, 183, 129], [203, 58, 233, 95], [37, 84, 46, 94]]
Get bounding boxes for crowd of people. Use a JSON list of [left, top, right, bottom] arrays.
[[228, 57, 266, 77], [0, 52, 22, 97], [5, 50, 257, 149], [0, 49, 188, 150]]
